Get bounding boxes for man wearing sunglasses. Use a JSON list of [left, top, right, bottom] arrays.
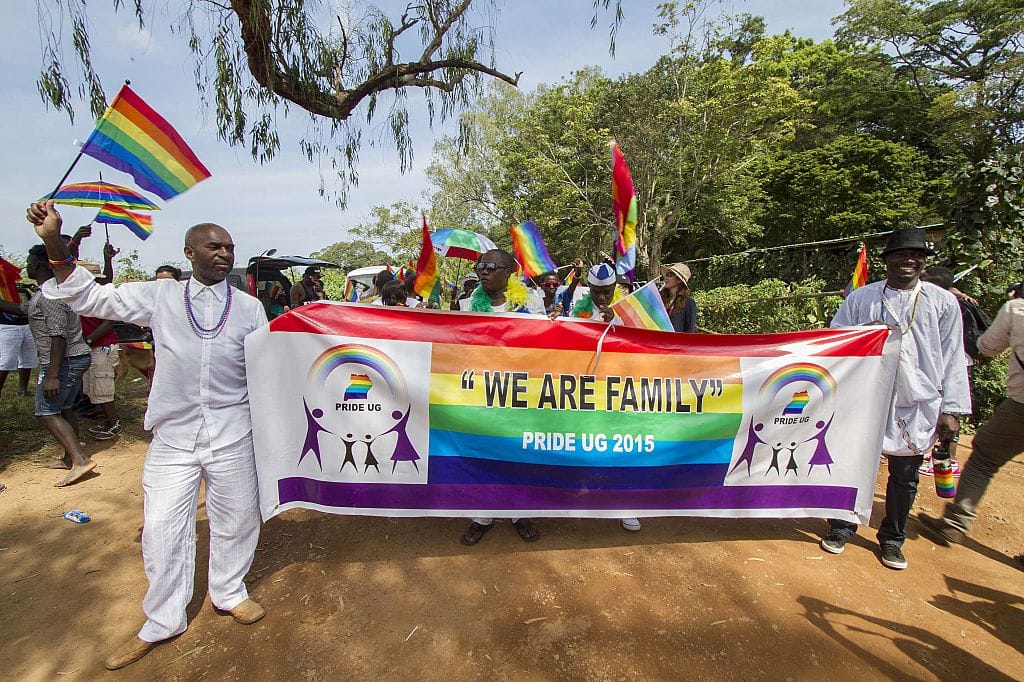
[[458, 249, 544, 315], [458, 249, 543, 544]]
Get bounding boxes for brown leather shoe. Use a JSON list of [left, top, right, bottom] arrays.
[[229, 598, 265, 624], [104, 636, 157, 670]]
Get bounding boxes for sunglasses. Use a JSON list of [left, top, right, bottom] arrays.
[[475, 262, 510, 274], [540, 281, 560, 289]]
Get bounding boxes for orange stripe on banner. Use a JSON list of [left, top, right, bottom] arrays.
[[431, 343, 741, 381]]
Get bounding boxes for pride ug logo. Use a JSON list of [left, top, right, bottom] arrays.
[[731, 362, 837, 478], [298, 343, 422, 476]]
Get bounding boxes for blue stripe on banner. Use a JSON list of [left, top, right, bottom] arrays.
[[428, 456, 728, 489], [428, 428, 735, 467], [83, 132, 177, 200]]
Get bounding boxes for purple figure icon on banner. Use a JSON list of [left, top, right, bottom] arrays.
[[299, 399, 332, 470], [384, 409, 422, 473]]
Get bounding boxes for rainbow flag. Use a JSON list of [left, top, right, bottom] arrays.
[[412, 215, 442, 303], [0, 258, 22, 305], [610, 280, 673, 332], [343, 279, 359, 302], [93, 203, 153, 240], [80, 84, 211, 201], [343, 374, 373, 400], [843, 243, 868, 297], [611, 141, 638, 282], [564, 269, 577, 287], [510, 221, 557, 278]]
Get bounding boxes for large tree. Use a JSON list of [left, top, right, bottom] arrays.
[[37, 0, 522, 205]]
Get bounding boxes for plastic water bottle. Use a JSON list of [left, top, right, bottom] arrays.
[[932, 440, 956, 498]]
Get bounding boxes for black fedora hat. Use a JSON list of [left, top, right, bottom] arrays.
[[879, 228, 934, 256]]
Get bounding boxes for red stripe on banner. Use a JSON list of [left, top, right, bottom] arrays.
[[268, 303, 889, 357]]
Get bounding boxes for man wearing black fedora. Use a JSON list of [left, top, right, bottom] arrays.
[[821, 227, 971, 570]]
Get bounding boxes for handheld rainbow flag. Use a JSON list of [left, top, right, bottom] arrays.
[[843, 243, 868, 297], [93, 203, 153, 240], [412, 215, 442, 304], [343, 279, 359, 302], [80, 84, 211, 201], [610, 280, 673, 332], [510, 221, 557, 278], [611, 141, 638, 282], [0, 258, 22, 305]]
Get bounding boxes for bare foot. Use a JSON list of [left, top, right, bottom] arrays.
[[56, 460, 97, 487], [43, 459, 72, 470]]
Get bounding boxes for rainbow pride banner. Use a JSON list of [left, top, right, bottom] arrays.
[[247, 306, 898, 523]]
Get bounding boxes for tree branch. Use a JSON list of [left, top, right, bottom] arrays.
[[420, 0, 472, 62], [231, 0, 518, 122]]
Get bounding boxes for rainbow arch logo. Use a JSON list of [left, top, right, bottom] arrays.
[[758, 362, 836, 404], [307, 343, 408, 402]]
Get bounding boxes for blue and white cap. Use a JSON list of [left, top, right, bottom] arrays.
[[587, 263, 617, 286]]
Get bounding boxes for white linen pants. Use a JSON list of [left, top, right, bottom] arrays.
[[138, 427, 260, 642]]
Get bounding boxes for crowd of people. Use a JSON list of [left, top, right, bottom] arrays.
[[3, 198, 1022, 670]]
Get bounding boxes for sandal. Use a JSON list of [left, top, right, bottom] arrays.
[[460, 521, 494, 546], [512, 519, 541, 542]]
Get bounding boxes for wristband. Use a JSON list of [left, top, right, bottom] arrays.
[[48, 255, 77, 267]]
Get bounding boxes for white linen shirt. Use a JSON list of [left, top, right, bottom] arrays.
[[831, 280, 971, 455], [43, 266, 267, 450]]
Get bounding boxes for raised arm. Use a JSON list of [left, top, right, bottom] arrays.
[[27, 201, 159, 326]]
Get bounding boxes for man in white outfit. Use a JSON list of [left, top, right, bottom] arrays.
[[26, 200, 268, 670], [821, 227, 971, 570]]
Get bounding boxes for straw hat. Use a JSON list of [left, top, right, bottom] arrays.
[[660, 262, 691, 287]]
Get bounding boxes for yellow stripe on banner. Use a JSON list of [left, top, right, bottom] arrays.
[[429, 373, 744, 414], [105, 109, 197, 188]]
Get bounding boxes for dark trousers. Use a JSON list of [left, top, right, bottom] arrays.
[[944, 398, 1024, 533], [829, 454, 924, 548]]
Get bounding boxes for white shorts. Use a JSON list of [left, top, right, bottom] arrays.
[[83, 344, 119, 404], [0, 324, 37, 371]]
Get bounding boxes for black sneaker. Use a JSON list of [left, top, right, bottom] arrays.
[[820, 532, 847, 554], [880, 544, 908, 570]]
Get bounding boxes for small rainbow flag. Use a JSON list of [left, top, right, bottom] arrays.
[[611, 141, 638, 282], [783, 390, 810, 415], [343, 279, 359, 302], [564, 269, 577, 287], [510, 221, 557, 278], [413, 215, 442, 303], [80, 84, 211, 201], [0, 257, 22, 305], [93, 203, 153, 240], [610, 280, 673, 332], [344, 374, 372, 400], [843, 243, 868, 297]]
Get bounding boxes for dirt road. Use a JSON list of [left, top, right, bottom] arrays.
[[2, 432, 1022, 680]]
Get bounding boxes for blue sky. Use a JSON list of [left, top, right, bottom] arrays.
[[0, 1, 846, 271]]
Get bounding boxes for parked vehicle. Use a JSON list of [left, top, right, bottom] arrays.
[[344, 265, 390, 302]]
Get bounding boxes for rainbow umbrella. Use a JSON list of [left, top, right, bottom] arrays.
[[41, 181, 160, 211], [430, 228, 497, 260]]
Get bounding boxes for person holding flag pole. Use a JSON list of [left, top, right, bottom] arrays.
[[26, 199, 268, 670]]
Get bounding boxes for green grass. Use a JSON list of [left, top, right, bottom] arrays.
[[0, 368, 153, 462]]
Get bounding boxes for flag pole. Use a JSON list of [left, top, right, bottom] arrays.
[[47, 148, 85, 200]]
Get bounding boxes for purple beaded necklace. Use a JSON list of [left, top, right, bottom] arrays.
[[184, 278, 233, 339]]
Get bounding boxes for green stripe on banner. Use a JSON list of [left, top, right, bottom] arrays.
[[429, 404, 742, 441]]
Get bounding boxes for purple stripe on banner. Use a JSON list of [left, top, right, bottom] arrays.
[[278, 478, 858, 512], [429, 456, 728, 489]]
